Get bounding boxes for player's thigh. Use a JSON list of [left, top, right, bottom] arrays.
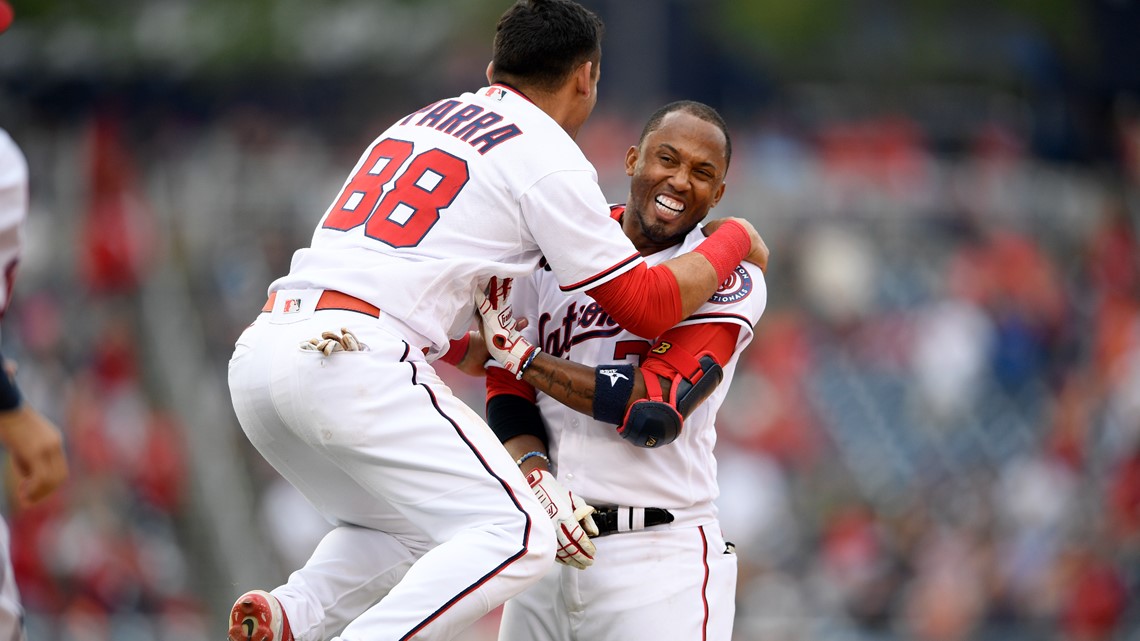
[[579, 525, 738, 641], [229, 319, 452, 541], [296, 338, 539, 542], [498, 564, 570, 641]]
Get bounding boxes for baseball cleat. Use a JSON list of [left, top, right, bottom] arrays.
[[228, 590, 294, 641]]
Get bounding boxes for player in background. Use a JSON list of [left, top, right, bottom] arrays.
[[474, 101, 765, 641], [0, 128, 70, 641], [225, 0, 767, 640]]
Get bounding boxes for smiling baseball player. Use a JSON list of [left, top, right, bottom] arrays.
[[225, 2, 768, 641], [476, 102, 767, 641]]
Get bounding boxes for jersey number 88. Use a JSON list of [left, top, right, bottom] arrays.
[[323, 138, 470, 248]]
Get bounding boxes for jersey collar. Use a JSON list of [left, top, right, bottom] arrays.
[[488, 82, 535, 105]]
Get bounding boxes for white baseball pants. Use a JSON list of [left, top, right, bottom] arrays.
[[498, 523, 737, 641], [229, 302, 555, 641]]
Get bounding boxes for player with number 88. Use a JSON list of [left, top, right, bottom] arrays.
[[225, 1, 768, 640]]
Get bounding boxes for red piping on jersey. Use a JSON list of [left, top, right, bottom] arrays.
[[402, 359, 536, 641], [699, 525, 711, 641], [560, 251, 642, 292], [683, 311, 753, 327]]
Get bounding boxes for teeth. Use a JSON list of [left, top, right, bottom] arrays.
[[655, 195, 684, 216]]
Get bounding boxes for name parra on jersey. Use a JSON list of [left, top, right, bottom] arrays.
[[396, 91, 524, 156]]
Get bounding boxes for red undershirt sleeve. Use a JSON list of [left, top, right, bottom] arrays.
[[586, 262, 682, 339], [639, 322, 741, 383], [582, 219, 751, 339], [438, 333, 471, 367], [486, 365, 537, 403]]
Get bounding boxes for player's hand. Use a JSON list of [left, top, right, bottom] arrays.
[[474, 277, 538, 378], [525, 469, 599, 569], [704, 217, 769, 273], [300, 327, 367, 356], [0, 404, 68, 508]]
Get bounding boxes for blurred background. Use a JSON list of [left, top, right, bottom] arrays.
[[1, 0, 1139, 639]]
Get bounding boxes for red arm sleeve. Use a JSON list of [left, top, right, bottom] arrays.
[[584, 220, 752, 339], [639, 322, 741, 387], [586, 262, 682, 339], [486, 365, 537, 404], [438, 333, 471, 367]]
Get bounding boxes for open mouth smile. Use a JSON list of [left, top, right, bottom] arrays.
[[654, 194, 685, 218]]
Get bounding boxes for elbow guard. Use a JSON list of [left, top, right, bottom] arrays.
[[616, 352, 724, 449], [618, 400, 682, 448]]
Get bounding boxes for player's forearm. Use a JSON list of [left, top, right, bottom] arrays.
[[503, 435, 549, 475], [523, 352, 646, 417], [587, 221, 752, 337], [659, 252, 723, 319], [673, 218, 755, 316]]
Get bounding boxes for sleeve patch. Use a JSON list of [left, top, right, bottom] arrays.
[[709, 265, 753, 305]]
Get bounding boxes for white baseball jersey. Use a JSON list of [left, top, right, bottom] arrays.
[[0, 129, 26, 318], [512, 222, 767, 525], [0, 129, 27, 641], [498, 219, 766, 641], [273, 84, 644, 355]]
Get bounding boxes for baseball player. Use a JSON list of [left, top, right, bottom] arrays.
[[475, 101, 766, 641], [226, 1, 767, 640], [0, 128, 70, 641]]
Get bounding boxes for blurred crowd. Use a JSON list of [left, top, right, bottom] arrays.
[[0, 90, 1138, 641]]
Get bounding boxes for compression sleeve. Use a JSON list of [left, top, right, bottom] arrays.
[[692, 220, 752, 284], [586, 221, 751, 339], [486, 364, 537, 403], [587, 262, 681, 339], [639, 322, 741, 383], [438, 333, 471, 367], [485, 365, 546, 446]]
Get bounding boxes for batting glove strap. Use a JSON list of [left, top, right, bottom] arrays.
[[525, 469, 597, 569]]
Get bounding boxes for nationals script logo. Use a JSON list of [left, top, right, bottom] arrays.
[[710, 266, 753, 305], [537, 301, 623, 358]]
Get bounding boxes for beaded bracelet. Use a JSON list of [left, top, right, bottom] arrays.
[[515, 450, 550, 468], [516, 347, 541, 381]]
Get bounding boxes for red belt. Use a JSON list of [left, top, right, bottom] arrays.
[[263, 290, 381, 317]]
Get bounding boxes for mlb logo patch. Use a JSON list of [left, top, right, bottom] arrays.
[[485, 87, 508, 101], [282, 298, 303, 313]]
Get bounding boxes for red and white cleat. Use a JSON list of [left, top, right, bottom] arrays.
[[228, 590, 294, 641]]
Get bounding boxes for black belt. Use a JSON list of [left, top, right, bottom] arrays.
[[592, 507, 674, 537]]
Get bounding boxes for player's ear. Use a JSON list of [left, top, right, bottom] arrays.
[[574, 60, 593, 97], [710, 181, 726, 208], [486, 61, 495, 84], [625, 146, 638, 176]]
